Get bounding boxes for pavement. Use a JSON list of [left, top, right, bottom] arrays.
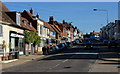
[[89, 46, 119, 72], [1, 45, 119, 72], [2, 53, 44, 70], [89, 59, 119, 72]]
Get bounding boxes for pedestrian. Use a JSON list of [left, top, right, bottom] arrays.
[[42, 46, 47, 55], [46, 45, 50, 55]]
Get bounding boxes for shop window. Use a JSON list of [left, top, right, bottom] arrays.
[[0, 25, 3, 36]]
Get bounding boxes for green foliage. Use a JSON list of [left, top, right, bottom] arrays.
[[2, 40, 6, 49], [34, 36, 41, 45], [24, 31, 41, 45]]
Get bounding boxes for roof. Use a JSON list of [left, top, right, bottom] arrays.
[[54, 25, 61, 32], [50, 25, 60, 33], [22, 10, 34, 21], [40, 19, 55, 32], [51, 21, 64, 32], [20, 17, 37, 31], [1, 2, 36, 31], [1, 2, 16, 24], [54, 21, 65, 27]]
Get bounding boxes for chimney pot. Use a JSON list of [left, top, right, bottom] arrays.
[[30, 8, 34, 15], [36, 13, 40, 18], [49, 16, 54, 22]]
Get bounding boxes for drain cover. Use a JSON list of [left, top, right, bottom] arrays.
[[64, 66, 71, 68]]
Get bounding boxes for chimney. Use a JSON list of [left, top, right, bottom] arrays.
[[36, 13, 40, 18], [63, 20, 65, 24], [30, 8, 34, 15], [49, 16, 54, 22]]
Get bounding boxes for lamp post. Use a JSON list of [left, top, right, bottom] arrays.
[[93, 8, 109, 24]]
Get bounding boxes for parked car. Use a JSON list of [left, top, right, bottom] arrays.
[[57, 43, 65, 50], [84, 41, 93, 49], [54, 46, 60, 52], [48, 46, 56, 54], [66, 42, 73, 47], [103, 40, 109, 45], [116, 39, 120, 46], [108, 40, 118, 47], [75, 40, 80, 44], [79, 39, 83, 43], [72, 41, 77, 45], [63, 43, 68, 48]]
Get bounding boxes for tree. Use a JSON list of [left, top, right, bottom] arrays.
[[24, 31, 41, 53], [24, 31, 36, 44]]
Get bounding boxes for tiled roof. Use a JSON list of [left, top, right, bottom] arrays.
[[54, 25, 61, 32], [40, 19, 55, 32], [54, 21, 65, 27], [1, 2, 16, 24], [50, 25, 60, 33], [20, 17, 37, 31], [22, 10, 34, 20]]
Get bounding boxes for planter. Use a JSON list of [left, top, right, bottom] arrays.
[[1, 56, 7, 61], [8, 55, 12, 60]]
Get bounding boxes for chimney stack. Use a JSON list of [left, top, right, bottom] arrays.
[[63, 20, 65, 24], [30, 8, 34, 15], [49, 16, 54, 22], [36, 13, 40, 18]]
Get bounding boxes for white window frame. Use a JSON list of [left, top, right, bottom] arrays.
[[16, 13, 20, 25], [0, 25, 3, 37]]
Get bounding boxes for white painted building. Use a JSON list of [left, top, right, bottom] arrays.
[[0, 21, 24, 57]]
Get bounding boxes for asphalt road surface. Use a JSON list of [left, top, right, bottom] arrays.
[[3, 45, 99, 72]]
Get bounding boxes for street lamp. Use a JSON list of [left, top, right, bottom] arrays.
[[93, 8, 109, 24]]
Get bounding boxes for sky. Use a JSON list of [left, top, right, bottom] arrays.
[[1, 0, 120, 2], [3, 2, 118, 34]]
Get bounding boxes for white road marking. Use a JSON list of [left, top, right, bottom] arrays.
[[62, 59, 68, 63]]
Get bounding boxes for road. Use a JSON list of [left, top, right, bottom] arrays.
[[2, 42, 119, 72], [3, 45, 99, 72]]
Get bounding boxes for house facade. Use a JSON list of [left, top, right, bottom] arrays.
[[100, 21, 120, 40], [0, 2, 25, 58]]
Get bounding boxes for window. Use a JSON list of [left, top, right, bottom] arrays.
[[16, 13, 20, 25], [40, 25, 42, 35], [29, 22, 32, 27], [0, 25, 3, 36], [53, 32, 56, 35], [22, 20, 26, 25]]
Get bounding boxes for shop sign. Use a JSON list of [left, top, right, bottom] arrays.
[[11, 33, 24, 38]]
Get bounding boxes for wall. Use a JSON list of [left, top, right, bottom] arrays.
[[0, 24, 24, 54]]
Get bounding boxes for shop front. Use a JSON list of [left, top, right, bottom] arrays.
[[10, 31, 25, 58]]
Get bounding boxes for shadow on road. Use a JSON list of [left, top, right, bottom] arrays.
[[98, 62, 120, 65], [37, 45, 119, 63]]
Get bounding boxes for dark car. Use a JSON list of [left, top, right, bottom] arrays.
[[103, 40, 109, 45], [54, 46, 60, 52], [72, 41, 77, 45], [108, 40, 118, 47], [66, 42, 73, 47], [57, 43, 65, 50], [84, 41, 93, 49], [116, 39, 120, 46], [48, 46, 55, 54]]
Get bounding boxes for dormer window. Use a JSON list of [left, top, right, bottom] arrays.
[[22, 20, 26, 25], [29, 22, 32, 27], [16, 13, 20, 25]]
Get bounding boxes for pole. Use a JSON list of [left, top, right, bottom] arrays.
[[106, 10, 108, 24]]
